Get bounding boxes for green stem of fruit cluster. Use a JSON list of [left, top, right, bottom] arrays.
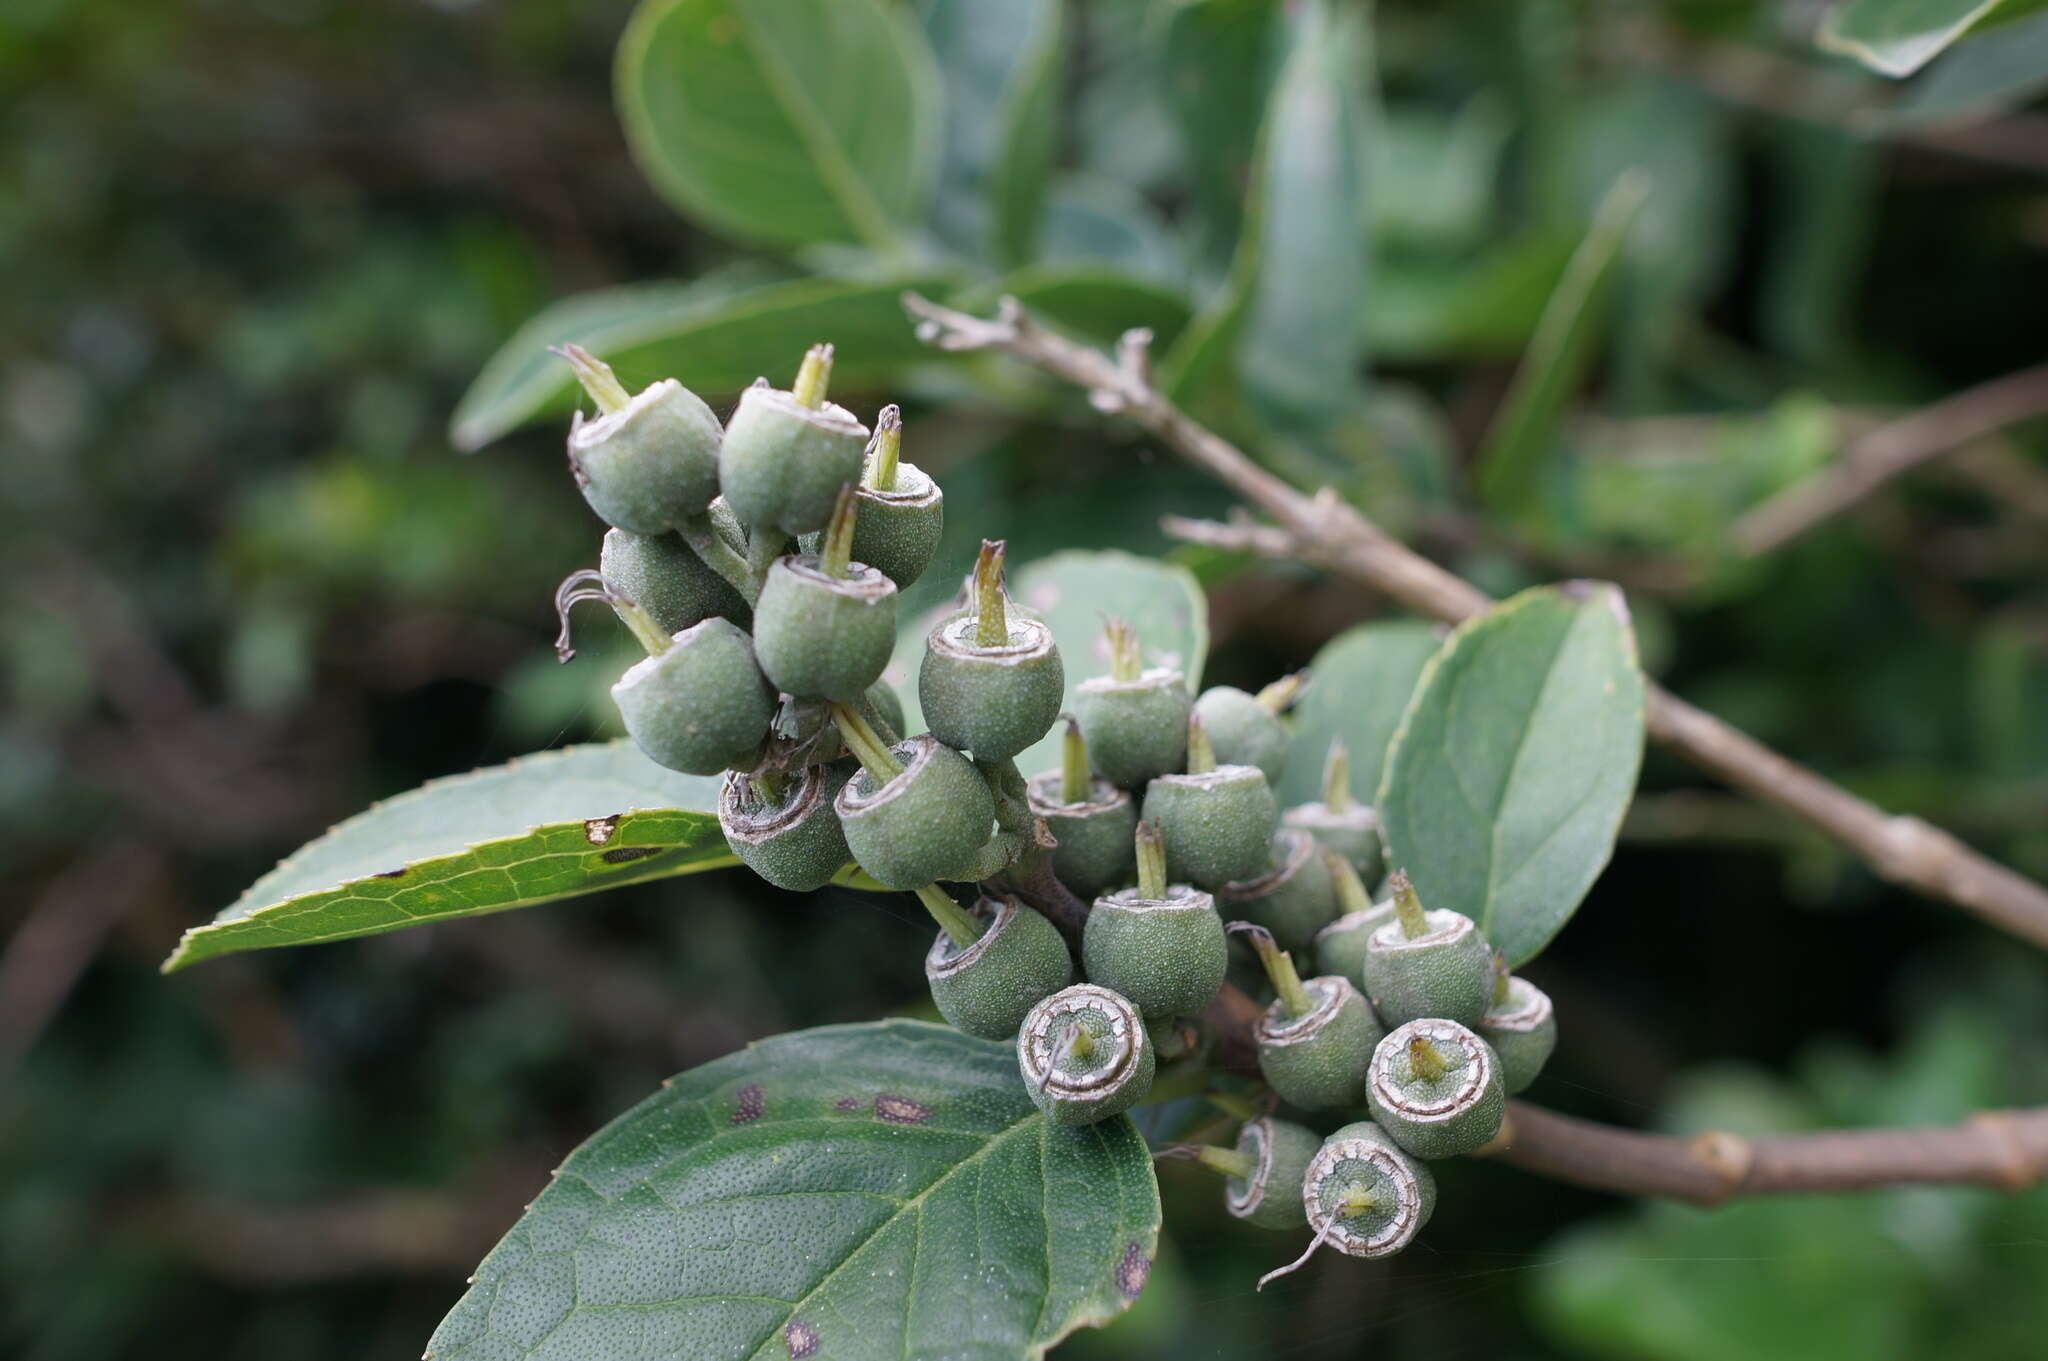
[[1136, 821, 1167, 900], [978, 756, 1032, 836], [972, 539, 1009, 648], [1194, 1145, 1256, 1179], [914, 883, 982, 950], [792, 343, 833, 409], [1390, 869, 1428, 939], [819, 484, 859, 579], [1232, 922, 1312, 1019], [1106, 617, 1141, 683], [831, 702, 903, 783], [865, 404, 902, 491], [1327, 849, 1373, 916], [746, 526, 790, 584], [1257, 672, 1304, 713], [554, 343, 632, 415], [1060, 717, 1091, 804], [1322, 739, 1351, 813], [1408, 1031, 1450, 1083], [1186, 713, 1216, 774], [675, 514, 761, 605], [1492, 951, 1511, 1008]]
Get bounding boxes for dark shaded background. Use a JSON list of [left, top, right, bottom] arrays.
[[5, 1, 2047, 1358]]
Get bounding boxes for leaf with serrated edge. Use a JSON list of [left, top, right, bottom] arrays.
[[1377, 584, 1646, 965], [1277, 619, 1442, 807], [425, 1020, 1160, 1361], [163, 741, 732, 972]]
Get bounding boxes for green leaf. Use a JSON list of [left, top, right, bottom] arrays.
[[1889, 7, 2048, 126], [615, 0, 942, 250], [1819, 0, 2011, 77], [1377, 584, 1646, 965], [988, 1, 1064, 267], [426, 1020, 1160, 1361], [1475, 174, 1648, 518], [1276, 620, 1441, 808], [1158, 0, 1281, 258], [919, 0, 1063, 266], [163, 741, 733, 973], [1238, 0, 1372, 428], [450, 273, 954, 452]]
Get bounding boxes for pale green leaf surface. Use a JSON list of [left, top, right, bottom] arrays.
[[919, 0, 1061, 265], [450, 274, 954, 452], [425, 1020, 1160, 1361], [164, 742, 731, 972], [1889, 7, 2048, 124], [616, 0, 941, 250], [1276, 620, 1441, 807], [1819, 0, 2009, 77], [1377, 584, 1645, 964], [1476, 174, 1647, 517], [988, 0, 1063, 267]]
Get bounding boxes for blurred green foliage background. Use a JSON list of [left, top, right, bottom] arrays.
[[5, 0, 2048, 1357]]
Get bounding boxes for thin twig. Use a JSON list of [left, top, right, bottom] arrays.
[[1732, 360, 2048, 556], [903, 292, 2048, 950]]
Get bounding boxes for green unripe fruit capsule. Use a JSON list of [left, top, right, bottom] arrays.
[[1194, 685, 1290, 785], [1074, 619, 1190, 788], [1360, 872, 1494, 1029], [752, 556, 898, 701], [1220, 828, 1338, 954], [611, 618, 775, 776], [1223, 1117, 1322, 1230], [919, 541, 1064, 760], [717, 346, 869, 535], [1364, 1019, 1506, 1160], [1017, 983, 1155, 1125], [849, 406, 944, 588], [1082, 828, 1226, 1019], [1281, 739, 1383, 880], [1229, 920, 1382, 1110], [1027, 778, 1136, 898], [1478, 974, 1556, 1095], [1297, 1122, 1436, 1262], [557, 346, 724, 533], [718, 763, 850, 892], [1143, 758, 1280, 891], [600, 528, 748, 634], [834, 734, 996, 889], [925, 894, 1074, 1040]]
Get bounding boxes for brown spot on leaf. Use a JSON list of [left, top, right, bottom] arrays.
[[1116, 1242, 1151, 1298], [873, 1093, 931, 1125], [372, 868, 408, 879], [583, 815, 622, 846], [833, 1097, 861, 1112], [600, 845, 661, 864], [783, 1318, 819, 1359], [731, 1084, 763, 1125]]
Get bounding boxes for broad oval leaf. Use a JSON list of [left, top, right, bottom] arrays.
[[1819, 0, 2011, 77], [920, 0, 1063, 267], [1276, 619, 1441, 808], [616, 0, 942, 250], [164, 741, 732, 972], [426, 1020, 1160, 1361], [1377, 583, 1646, 965], [451, 273, 956, 452]]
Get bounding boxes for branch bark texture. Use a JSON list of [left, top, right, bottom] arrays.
[[902, 292, 2048, 951]]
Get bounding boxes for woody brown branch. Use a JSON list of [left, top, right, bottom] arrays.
[[901, 291, 2048, 952]]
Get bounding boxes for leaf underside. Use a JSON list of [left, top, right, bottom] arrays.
[[426, 1021, 1161, 1361], [163, 742, 732, 972], [1377, 584, 1646, 965]]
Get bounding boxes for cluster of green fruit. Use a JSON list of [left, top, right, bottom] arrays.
[[550, 340, 1557, 1277]]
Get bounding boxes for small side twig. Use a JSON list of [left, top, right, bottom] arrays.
[[904, 292, 2048, 951]]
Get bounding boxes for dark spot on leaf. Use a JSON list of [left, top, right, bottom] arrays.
[[731, 1084, 763, 1125], [833, 1097, 861, 1112], [600, 845, 662, 864], [583, 814, 622, 846], [372, 867, 407, 879], [1116, 1242, 1151, 1298], [784, 1318, 819, 1359], [873, 1093, 931, 1125]]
